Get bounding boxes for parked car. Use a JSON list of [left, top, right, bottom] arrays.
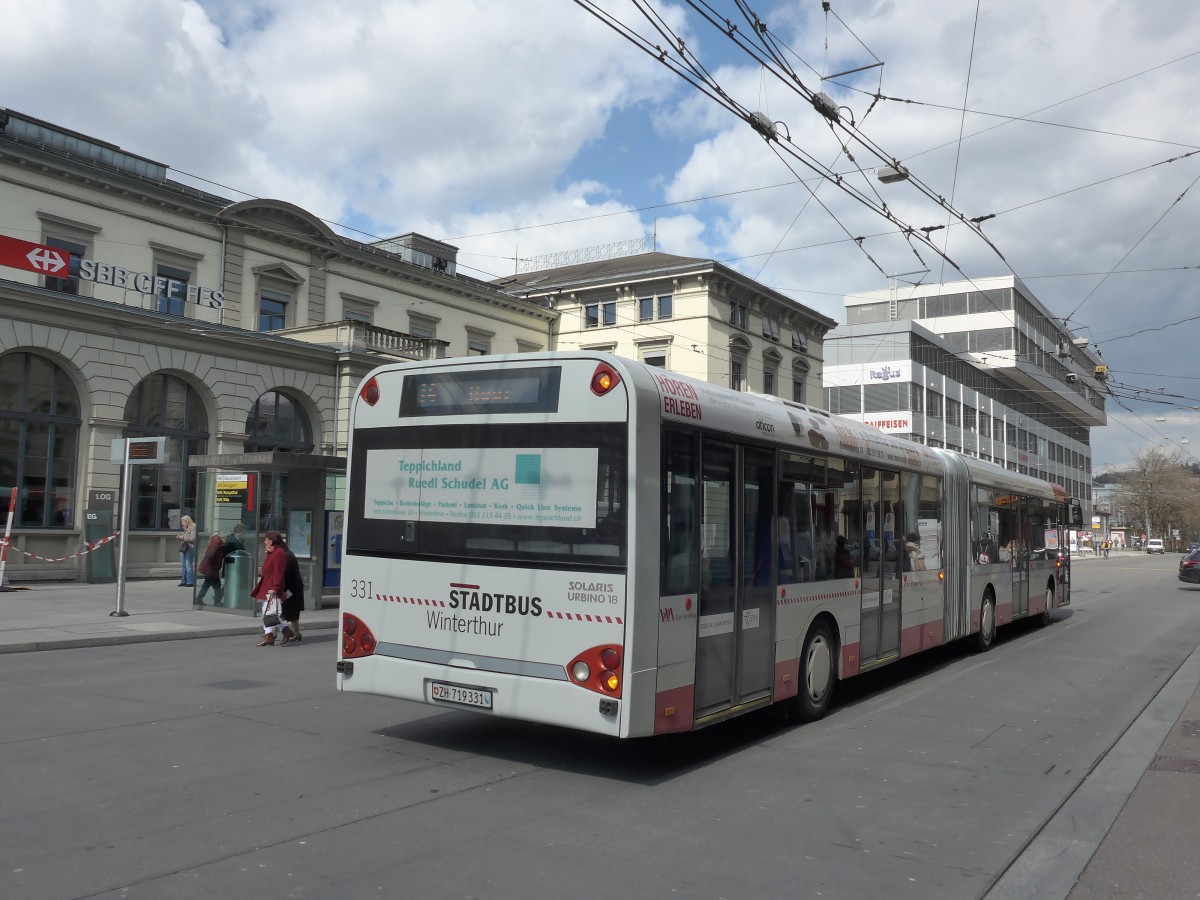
[[1147, 539, 1165, 554], [1188, 542, 1200, 554], [1179, 550, 1200, 584]]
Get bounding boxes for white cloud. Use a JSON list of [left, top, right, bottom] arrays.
[[4, 0, 1199, 472]]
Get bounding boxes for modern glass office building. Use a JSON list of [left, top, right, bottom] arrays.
[[824, 276, 1106, 510]]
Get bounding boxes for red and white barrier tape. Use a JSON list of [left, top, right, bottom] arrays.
[[0, 531, 121, 564]]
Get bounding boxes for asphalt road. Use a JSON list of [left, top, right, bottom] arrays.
[[1, 553, 1194, 900]]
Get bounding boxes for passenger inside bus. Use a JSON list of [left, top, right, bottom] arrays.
[[834, 536, 856, 578]]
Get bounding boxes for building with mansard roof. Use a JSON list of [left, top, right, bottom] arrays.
[[499, 250, 837, 404]]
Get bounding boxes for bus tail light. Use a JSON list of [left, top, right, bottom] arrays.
[[341, 613, 377, 659], [590, 362, 620, 396], [360, 377, 381, 406], [567, 644, 623, 697]]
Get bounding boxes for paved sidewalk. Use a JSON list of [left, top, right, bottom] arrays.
[[0, 577, 339, 653]]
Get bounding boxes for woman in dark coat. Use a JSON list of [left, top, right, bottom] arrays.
[[278, 538, 305, 644], [251, 531, 288, 646]]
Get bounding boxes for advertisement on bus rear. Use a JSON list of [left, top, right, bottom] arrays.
[[363, 446, 599, 528]]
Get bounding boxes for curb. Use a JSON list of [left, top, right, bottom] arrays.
[[0, 619, 339, 655]]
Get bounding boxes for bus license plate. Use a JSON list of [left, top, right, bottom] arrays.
[[429, 681, 493, 709]]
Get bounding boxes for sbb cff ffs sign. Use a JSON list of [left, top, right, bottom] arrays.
[[0, 234, 69, 276]]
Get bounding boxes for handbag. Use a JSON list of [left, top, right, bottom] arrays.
[[261, 592, 281, 626]]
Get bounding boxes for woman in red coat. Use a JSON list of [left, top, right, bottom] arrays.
[[251, 531, 288, 646]]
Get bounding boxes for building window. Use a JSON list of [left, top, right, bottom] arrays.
[[343, 302, 373, 324], [909, 383, 923, 413], [407, 312, 438, 340], [825, 385, 862, 415], [864, 383, 905, 413], [584, 300, 616, 328], [793, 378, 805, 404], [729, 300, 749, 329], [123, 374, 208, 530], [925, 388, 943, 420], [761, 315, 781, 341], [0, 352, 81, 528], [639, 294, 672, 321], [731, 358, 745, 392], [764, 366, 777, 395], [156, 264, 191, 317], [244, 390, 313, 453], [946, 399, 961, 427], [639, 342, 669, 368], [259, 289, 289, 332], [465, 327, 494, 357], [43, 237, 87, 295], [792, 328, 808, 352]]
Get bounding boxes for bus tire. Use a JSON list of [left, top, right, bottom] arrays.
[[974, 593, 996, 652], [790, 620, 836, 722], [1038, 580, 1055, 627]]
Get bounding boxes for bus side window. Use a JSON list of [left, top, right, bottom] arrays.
[[662, 432, 700, 596]]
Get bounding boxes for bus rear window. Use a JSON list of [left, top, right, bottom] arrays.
[[399, 367, 561, 416], [346, 422, 626, 569]]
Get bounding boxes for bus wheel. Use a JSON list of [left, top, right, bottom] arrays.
[[790, 621, 836, 722], [974, 593, 996, 652], [1038, 580, 1055, 627]]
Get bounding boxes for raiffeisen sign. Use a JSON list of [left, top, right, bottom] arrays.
[[0, 233, 224, 308]]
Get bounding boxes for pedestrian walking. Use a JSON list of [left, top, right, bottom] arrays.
[[176, 514, 196, 586], [251, 530, 287, 646], [279, 539, 305, 644], [195, 531, 229, 606]]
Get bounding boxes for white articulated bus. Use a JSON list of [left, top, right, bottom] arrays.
[[337, 353, 1082, 737]]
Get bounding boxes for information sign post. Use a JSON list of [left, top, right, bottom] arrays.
[[111, 437, 167, 617]]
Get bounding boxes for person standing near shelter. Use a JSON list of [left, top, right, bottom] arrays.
[[195, 531, 229, 606], [278, 538, 305, 644], [251, 531, 288, 646], [176, 514, 197, 587]]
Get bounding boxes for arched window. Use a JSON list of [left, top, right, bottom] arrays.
[[243, 390, 314, 453], [0, 352, 81, 527], [123, 374, 208, 529], [244, 390, 315, 532]]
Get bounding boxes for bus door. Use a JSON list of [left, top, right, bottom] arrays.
[[1012, 503, 1032, 617], [860, 467, 902, 663], [693, 439, 776, 718]]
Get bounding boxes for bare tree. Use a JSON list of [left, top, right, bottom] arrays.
[[1117, 447, 1193, 546]]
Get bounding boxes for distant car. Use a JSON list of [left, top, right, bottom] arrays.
[[1188, 542, 1200, 554], [1147, 539, 1165, 554], [1180, 550, 1200, 584]]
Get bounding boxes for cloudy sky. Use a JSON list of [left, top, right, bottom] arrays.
[[5, 0, 1200, 472]]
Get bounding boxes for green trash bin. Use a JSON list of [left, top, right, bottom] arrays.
[[223, 550, 253, 610]]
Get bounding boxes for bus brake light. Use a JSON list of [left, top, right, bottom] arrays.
[[567, 644, 623, 697], [360, 377, 381, 406], [341, 613, 377, 659], [590, 362, 620, 396]]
